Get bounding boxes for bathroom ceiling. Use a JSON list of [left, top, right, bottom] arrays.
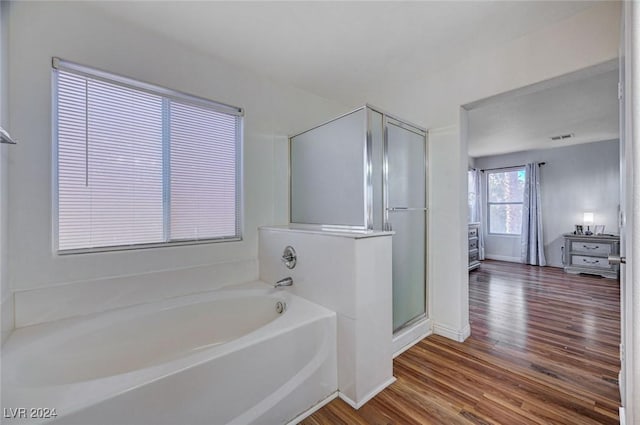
[[466, 63, 619, 158], [90, 1, 596, 109]]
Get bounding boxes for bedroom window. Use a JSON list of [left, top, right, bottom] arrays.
[[487, 167, 525, 235], [53, 58, 243, 253]]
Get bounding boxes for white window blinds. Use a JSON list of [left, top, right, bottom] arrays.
[[54, 59, 243, 253], [169, 102, 239, 241]]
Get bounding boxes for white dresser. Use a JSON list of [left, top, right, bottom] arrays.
[[562, 233, 620, 279], [468, 223, 481, 271]]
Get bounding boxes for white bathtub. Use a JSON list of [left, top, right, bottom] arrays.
[[1, 282, 337, 424]]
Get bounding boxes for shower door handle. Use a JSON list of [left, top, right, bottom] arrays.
[[384, 207, 427, 230]]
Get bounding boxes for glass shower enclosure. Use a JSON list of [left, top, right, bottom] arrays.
[[289, 105, 427, 332]]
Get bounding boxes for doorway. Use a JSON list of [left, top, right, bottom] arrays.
[[462, 59, 624, 420]]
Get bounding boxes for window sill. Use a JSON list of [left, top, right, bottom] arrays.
[[56, 236, 242, 255]]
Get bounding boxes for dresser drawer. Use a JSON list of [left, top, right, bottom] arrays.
[[469, 250, 479, 262], [571, 255, 610, 269], [469, 238, 478, 250], [468, 227, 478, 238], [571, 241, 612, 255], [563, 233, 619, 279]]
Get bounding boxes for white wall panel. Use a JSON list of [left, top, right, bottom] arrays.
[[7, 2, 346, 319]]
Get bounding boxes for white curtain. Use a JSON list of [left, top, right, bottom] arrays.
[[521, 163, 546, 266], [468, 168, 485, 260]]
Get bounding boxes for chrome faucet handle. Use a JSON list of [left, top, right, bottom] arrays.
[[281, 246, 297, 269], [282, 253, 295, 261]]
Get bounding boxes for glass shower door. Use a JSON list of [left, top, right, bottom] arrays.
[[385, 119, 427, 332]]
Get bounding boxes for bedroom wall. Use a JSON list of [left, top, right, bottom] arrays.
[[473, 139, 620, 267]]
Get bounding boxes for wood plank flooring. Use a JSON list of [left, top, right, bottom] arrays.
[[302, 260, 621, 425]]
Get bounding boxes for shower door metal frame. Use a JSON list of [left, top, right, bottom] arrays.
[[382, 114, 429, 333], [287, 105, 429, 333], [288, 106, 374, 231]]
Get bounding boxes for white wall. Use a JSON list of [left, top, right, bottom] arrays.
[[366, 2, 619, 340], [0, 0, 12, 343], [369, 2, 621, 131], [428, 125, 470, 341], [4, 1, 622, 338], [474, 140, 620, 267], [7, 1, 346, 323], [621, 2, 640, 421]]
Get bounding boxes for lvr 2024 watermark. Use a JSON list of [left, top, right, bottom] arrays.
[[3, 408, 58, 419]]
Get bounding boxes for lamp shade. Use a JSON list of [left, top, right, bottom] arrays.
[[583, 212, 594, 225]]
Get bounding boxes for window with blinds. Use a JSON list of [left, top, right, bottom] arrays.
[[53, 59, 243, 253]]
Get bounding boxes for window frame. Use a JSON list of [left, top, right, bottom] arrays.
[[52, 58, 244, 255], [486, 166, 525, 236]]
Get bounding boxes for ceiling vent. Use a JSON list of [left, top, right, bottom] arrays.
[[550, 133, 574, 141]]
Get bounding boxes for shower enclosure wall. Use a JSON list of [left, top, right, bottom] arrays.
[[290, 105, 428, 332]]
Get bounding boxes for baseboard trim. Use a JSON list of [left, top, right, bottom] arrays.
[[287, 392, 338, 425], [393, 317, 432, 358], [619, 369, 624, 402], [433, 322, 471, 342], [485, 254, 521, 263], [338, 377, 396, 410], [619, 407, 625, 425]]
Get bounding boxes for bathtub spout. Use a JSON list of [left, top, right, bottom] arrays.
[[274, 277, 293, 288]]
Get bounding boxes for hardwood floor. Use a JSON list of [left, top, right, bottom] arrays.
[[302, 260, 621, 425]]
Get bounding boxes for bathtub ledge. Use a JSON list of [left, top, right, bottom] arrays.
[[260, 225, 394, 239]]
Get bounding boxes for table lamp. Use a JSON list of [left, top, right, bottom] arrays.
[[583, 212, 594, 235]]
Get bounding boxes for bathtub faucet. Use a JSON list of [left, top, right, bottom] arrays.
[[274, 277, 293, 288]]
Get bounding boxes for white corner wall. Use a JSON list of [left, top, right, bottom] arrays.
[[7, 1, 347, 324], [428, 125, 470, 341], [474, 140, 620, 267], [0, 0, 12, 344]]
